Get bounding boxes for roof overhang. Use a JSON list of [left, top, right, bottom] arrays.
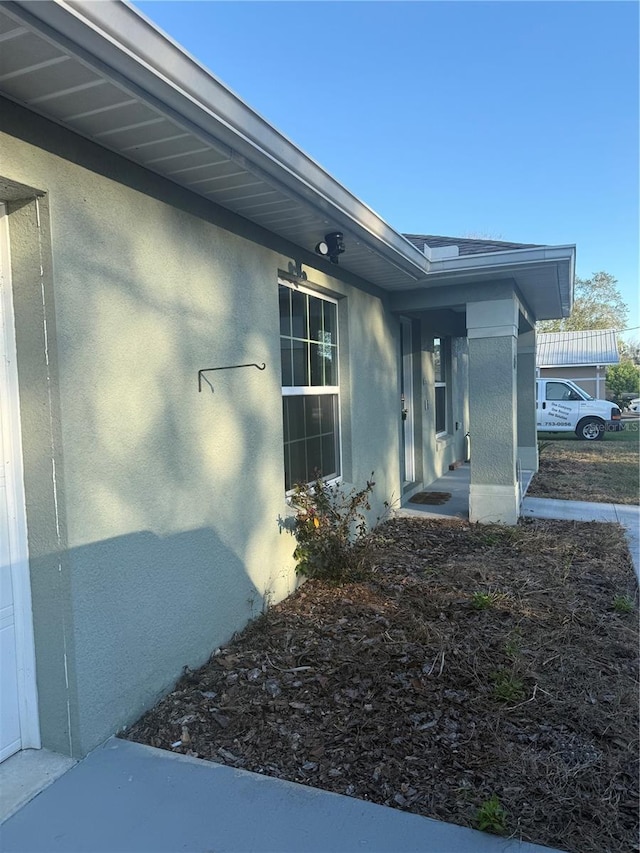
[[0, 0, 575, 318], [417, 245, 576, 321]]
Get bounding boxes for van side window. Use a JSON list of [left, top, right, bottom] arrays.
[[546, 382, 579, 402]]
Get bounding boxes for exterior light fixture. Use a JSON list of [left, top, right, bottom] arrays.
[[315, 232, 345, 264]]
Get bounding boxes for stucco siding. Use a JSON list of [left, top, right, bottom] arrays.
[[2, 117, 402, 755], [419, 332, 468, 488]]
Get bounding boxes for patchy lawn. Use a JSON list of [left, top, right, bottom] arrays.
[[124, 518, 639, 853], [529, 425, 640, 505]]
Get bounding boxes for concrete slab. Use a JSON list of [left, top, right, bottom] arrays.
[[398, 465, 471, 520], [0, 738, 561, 853], [0, 749, 75, 824]]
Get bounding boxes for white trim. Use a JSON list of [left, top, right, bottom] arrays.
[[279, 280, 342, 488], [400, 318, 415, 483], [537, 364, 614, 370], [427, 244, 576, 273], [0, 203, 41, 753]]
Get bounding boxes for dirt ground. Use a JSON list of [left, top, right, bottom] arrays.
[[124, 517, 639, 853], [529, 433, 639, 505]]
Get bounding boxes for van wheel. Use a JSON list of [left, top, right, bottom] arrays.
[[576, 417, 604, 441]]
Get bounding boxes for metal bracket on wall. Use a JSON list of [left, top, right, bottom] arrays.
[[198, 362, 266, 393]]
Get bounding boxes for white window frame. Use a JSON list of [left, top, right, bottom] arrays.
[[434, 336, 448, 437], [279, 279, 341, 492]]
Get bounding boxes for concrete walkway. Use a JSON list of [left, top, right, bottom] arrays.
[[0, 738, 561, 853]]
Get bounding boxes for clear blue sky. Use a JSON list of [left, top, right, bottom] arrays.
[[136, 1, 639, 337]]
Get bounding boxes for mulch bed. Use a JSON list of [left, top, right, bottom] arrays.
[[124, 517, 639, 853]]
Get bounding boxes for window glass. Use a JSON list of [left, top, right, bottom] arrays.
[[435, 386, 447, 433], [434, 337, 448, 435], [546, 382, 572, 401], [434, 338, 443, 383], [279, 286, 291, 337], [280, 282, 340, 490], [291, 289, 307, 340]]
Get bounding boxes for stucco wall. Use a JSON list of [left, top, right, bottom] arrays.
[[468, 335, 517, 486], [2, 109, 402, 756], [418, 331, 468, 488]]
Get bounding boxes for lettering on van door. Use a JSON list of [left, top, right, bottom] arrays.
[[545, 401, 572, 426]]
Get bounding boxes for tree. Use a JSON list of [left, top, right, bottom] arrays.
[[537, 272, 628, 334], [619, 338, 640, 366], [606, 361, 640, 404]]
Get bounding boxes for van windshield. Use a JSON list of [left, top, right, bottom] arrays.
[[567, 381, 593, 401]]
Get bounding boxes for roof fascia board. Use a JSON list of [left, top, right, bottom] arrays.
[[6, 0, 429, 280], [538, 362, 618, 368], [425, 244, 576, 275]]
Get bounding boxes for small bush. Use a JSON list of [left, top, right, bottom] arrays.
[[291, 473, 378, 583]]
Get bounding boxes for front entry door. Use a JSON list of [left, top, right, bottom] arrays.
[[400, 318, 415, 484], [0, 203, 39, 762]]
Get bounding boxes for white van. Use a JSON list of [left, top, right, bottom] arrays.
[[536, 378, 622, 441]]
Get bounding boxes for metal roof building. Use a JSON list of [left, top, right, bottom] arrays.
[[537, 329, 620, 368]]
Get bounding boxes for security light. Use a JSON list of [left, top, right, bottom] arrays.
[[315, 232, 345, 264]]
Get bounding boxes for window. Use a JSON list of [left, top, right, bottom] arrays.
[[279, 282, 340, 491], [546, 381, 580, 402], [434, 337, 447, 434]]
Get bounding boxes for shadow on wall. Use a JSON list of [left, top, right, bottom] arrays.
[[29, 523, 291, 758], [44, 172, 293, 570]]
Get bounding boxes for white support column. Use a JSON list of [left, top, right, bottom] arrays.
[[467, 298, 519, 525], [517, 329, 538, 474]]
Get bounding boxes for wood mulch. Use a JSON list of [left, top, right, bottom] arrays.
[[124, 517, 639, 853], [528, 436, 639, 505]]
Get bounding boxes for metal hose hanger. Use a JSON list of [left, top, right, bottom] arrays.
[[198, 362, 266, 393]]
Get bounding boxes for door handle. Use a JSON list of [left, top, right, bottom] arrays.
[[542, 402, 546, 409], [402, 409, 408, 421]]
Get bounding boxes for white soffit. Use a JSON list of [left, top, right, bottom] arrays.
[[0, 0, 429, 289], [0, 0, 574, 314]]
